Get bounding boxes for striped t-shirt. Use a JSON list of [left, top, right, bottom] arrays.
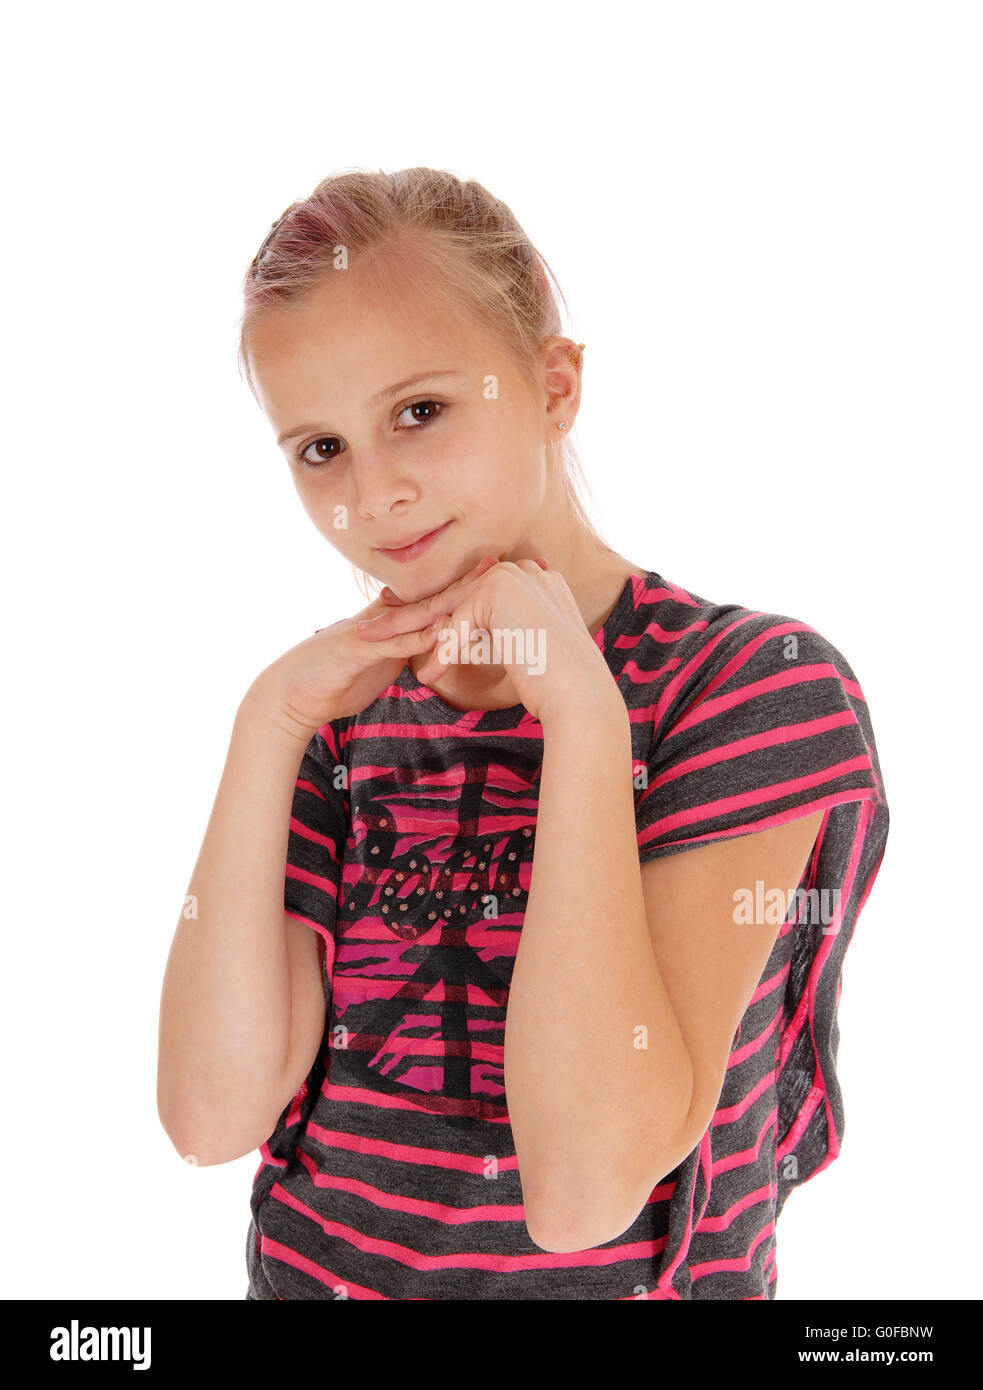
[[245, 568, 890, 1300]]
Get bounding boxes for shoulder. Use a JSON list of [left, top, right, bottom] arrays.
[[619, 571, 861, 718]]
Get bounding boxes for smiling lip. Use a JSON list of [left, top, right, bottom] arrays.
[[376, 520, 453, 561]]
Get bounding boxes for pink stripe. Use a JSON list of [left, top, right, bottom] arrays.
[[688, 1212, 776, 1282], [670, 662, 860, 739], [851, 802, 888, 916], [682, 620, 820, 715], [639, 788, 875, 856], [348, 716, 545, 741], [314, 722, 344, 759], [776, 801, 875, 1172], [648, 1128, 710, 1296], [350, 762, 537, 794], [711, 1108, 778, 1177], [648, 611, 771, 729], [256, 1141, 288, 1172], [712, 1069, 776, 1125], [778, 802, 867, 1069], [778, 1083, 825, 1160], [618, 615, 707, 649], [288, 813, 340, 852], [259, 1234, 386, 1299], [306, 1117, 518, 1168], [285, 862, 339, 897], [694, 1181, 775, 1234], [635, 574, 703, 609], [268, 1181, 669, 1272], [330, 961, 512, 1007], [645, 711, 862, 791], [642, 764, 874, 839], [727, 1006, 782, 1069], [314, 1077, 506, 1123], [619, 657, 686, 688], [295, 1145, 526, 1222], [746, 959, 792, 1013]]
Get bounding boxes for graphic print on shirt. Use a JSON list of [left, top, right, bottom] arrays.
[[334, 754, 539, 1126]]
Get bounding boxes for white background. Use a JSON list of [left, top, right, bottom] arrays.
[[2, 0, 978, 1302]]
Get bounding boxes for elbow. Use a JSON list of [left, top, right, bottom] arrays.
[[523, 1138, 700, 1254], [525, 1208, 634, 1255], [524, 1190, 647, 1254], [525, 1218, 591, 1255], [157, 1069, 285, 1167], [157, 1096, 271, 1169], [158, 1109, 231, 1168], [157, 1088, 213, 1166], [159, 1120, 258, 1168]]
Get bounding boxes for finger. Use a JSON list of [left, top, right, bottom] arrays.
[[354, 603, 435, 638], [356, 555, 497, 639], [415, 613, 462, 685], [354, 592, 440, 636], [354, 615, 447, 662]]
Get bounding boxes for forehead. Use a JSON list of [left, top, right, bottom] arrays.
[[246, 262, 485, 410]]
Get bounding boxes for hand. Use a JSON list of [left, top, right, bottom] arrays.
[[354, 557, 619, 725], [246, 555, 498, 738]]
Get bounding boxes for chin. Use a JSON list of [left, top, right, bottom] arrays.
[[393, 557, 478, 602]]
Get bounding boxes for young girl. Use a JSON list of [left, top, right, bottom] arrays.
[[157, 167, 890, 1300]]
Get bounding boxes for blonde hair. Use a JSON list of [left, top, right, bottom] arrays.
[[238, 166, 611, 600]]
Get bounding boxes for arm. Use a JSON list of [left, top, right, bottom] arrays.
[[156, 688, 323, 1166], [504, 693, 824, 1253]]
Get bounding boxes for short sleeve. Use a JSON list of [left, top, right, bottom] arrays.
[[635, 611, 888, 864], [284, 720, 351, 959]]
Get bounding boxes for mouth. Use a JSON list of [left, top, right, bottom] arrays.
[[375, 519, 454, 562]]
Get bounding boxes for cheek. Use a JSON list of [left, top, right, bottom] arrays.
[[297, 482, 354, 546], [451, 413, 523, 481]]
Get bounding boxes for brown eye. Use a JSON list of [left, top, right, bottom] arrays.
[[296, 437, 342, 470], [396, 399, 446, 429]]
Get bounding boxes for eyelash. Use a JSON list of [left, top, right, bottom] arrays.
[[294, 398, 447, 471]]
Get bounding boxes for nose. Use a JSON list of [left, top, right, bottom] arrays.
[[351, 450, 420, 521]]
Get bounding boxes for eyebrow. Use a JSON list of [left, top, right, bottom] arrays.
[[276, 370, 465, 447]]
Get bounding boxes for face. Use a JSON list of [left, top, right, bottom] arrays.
[[244, 265, 580, 603]]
